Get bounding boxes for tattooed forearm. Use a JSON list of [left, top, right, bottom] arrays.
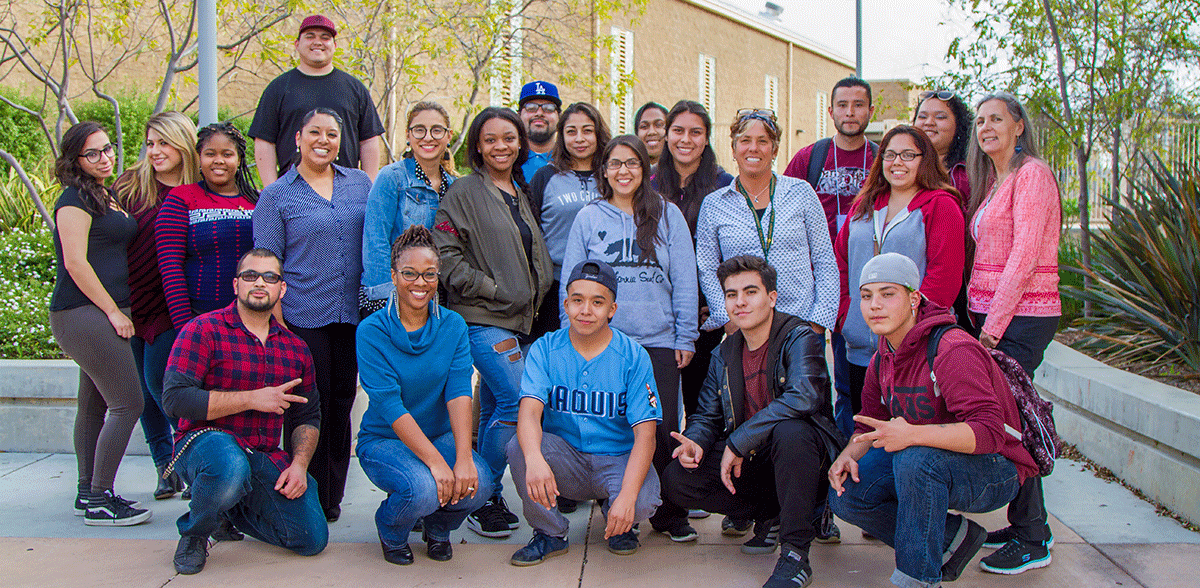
[[290, 424, 319, 469]]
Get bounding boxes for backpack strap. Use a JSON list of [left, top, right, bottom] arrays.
[[806, 138, 833, 189], [926, 324, 960, 397]]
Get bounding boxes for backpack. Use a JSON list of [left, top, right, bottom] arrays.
[[926, 324, 1059, 477]]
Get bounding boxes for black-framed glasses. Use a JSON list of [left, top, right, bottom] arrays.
[[919, 90, 956, 102], [409, 125, 449, 140], [606, 158, 641, 171], [882, 150, 923, 162], [521, 102, 558, 114], [398, 269, 439, 282], [79, 144, 115, 164], [238, 270, 282, 284]]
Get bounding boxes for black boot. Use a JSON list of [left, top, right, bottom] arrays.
[[155, 466, 177, 500]]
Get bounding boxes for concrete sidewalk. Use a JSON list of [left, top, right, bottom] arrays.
[[2, 452, 1196, 588]]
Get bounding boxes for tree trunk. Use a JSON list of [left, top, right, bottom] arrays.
[[1076, 146, 1091, 317]]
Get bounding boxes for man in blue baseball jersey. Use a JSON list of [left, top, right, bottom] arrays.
[[506, 259, 662, 566]]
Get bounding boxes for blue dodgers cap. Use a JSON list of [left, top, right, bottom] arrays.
[[566, 259, 618, 298], [518, 80, 561, 108], [860, 252, 921, 290]]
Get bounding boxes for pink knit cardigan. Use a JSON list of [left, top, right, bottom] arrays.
[[967, 157, 1062, 339]]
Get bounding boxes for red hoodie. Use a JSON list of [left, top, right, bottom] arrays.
[[858, 300, 1039, 482]]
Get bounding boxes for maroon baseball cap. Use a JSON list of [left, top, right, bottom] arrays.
[[298, 15, 337, 37]]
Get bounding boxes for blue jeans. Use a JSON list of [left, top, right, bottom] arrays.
[[175, 430, 327, 555], [132, 329, 177, 468], [831, 331, 854, 439], [358, 431, 493, 548], [467, 325, 528, 498], [831, 446, 1019, 588]]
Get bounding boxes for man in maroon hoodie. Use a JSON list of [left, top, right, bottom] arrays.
[[828, 253, 1038, 588]]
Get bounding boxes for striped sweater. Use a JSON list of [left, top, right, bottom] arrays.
[[121, 172, 173, 343], [155, 183, 255, 329]]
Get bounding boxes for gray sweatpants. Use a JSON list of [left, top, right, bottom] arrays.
[[50, 304, 142, 492], [506, 432, 661, 538]]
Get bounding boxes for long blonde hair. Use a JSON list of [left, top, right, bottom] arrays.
[[114, 111, 200, 214]]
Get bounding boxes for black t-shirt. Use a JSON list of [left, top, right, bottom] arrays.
[[248, 68, 385, 176], [500, 188, 535, 270], [50, 187, 138, 311]]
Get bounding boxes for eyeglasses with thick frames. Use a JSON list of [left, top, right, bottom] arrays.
[[882, 150, 923, 162], [238, 270, 283, 284], [521, 102, 559, 114], [606, 158, 642, 171], [79, 144, 115, 164], [409, 125, 449, 140], [398, 269, 440, 282], [919, 90, 956, 102]]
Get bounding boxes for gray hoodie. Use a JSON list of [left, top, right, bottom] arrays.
[[562, 198, 699, 351]]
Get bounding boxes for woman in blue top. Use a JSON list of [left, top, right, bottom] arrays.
[[562, 134, 699, 541], [357, 224, 490, 565], [362, 102, 457, 312], [252, 107, 371, 522]]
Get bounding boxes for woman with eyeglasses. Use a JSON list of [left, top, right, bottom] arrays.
[[50, 122, 151, 526], [833, 125, 964, 418], [561, 134, 699, 542], [527, 102, 611, 337], [356, 224, 491, 565], [650, 100, 734, 423], [967, 92, 1061, 576], [157, 122, 258, 332], [253, 107, 372, 523], [362, 102, 457, 314], [914, 90, 973, 204], [431, 106, 553, 539], [111, 112, 200, 501], [634, 102, 668, 169]]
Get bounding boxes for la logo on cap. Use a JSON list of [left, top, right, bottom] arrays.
[[535, 82, 546, 95]]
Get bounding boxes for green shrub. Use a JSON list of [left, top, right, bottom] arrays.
[[0, 166, 59, 232], [1063, 157, 1200, 370], [1058, 232, 1083, 330], [0, 92, 51, 170], [74, 96, 157, 170], [0, 227, 60, 359]]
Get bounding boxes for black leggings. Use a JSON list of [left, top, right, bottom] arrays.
[[680, 328, 724, 417], [643, 346, 688, 529]]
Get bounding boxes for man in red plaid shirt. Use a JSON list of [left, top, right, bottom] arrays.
[[163, 248, 326, 574]]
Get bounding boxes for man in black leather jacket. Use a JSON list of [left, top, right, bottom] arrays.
[[663, 255, 845, 588]]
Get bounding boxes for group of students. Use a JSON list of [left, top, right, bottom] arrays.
[[48, 43, 1062, 586]]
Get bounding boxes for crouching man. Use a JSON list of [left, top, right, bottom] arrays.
[[662, 255, 845, 588], [506, 260, 662, 565], [829, 253, 1038, 587], [163, 249, 327, 574]]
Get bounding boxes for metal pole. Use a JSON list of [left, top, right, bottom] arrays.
[[855, 0, 862, 78], [197, 0, 218, 126]]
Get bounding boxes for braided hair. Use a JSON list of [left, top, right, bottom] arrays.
[[390, 224, 438, 271], [197, 122, 259, 203]]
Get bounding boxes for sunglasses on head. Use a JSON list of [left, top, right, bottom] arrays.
[[920, 90, 956, 102]]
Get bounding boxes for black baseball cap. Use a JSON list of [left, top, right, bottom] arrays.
[[566, 260, 618, 298]]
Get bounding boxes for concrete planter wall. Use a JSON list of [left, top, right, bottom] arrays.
[[1036, 341, 1200, 525]]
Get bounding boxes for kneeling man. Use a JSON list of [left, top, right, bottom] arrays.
[[829, 253, 1038, 587], [163, 249, 327, 574], [507, 260, 662, 565], [663, 255, 844, 588]]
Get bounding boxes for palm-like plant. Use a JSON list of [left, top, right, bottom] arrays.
[[1063, 157, 1200, 372]]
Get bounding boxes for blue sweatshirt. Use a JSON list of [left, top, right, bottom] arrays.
[[530, 166, 600, 277], [356, 301, 474, 451], [562, 198, 699, 352]]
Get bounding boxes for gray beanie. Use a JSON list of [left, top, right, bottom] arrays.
[[860, 252, 921, 290]]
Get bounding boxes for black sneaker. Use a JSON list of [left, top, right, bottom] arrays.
[[74, 488, 138, 516], [979, 538, 1052, 574], [814, 506, 841, 544], [941, 518, 986, 582], [211, 519, 244, 542], [606, 530, 640, 555], [510, 531, 569, 566], [467, 498, 514, 538], [983, 525, 1055, 549], [741, 518, 781, 555], [721, 516, 753, 537], [495, 494, 520, 530], [654, 521, 699, 543], [173, 535, 209, 574], [557, 497, 579, 514], [84, 490, 152, 526], [763, 544, 813, 588]]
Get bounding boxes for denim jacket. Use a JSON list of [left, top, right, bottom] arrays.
[[362, 158, 453, 300], [683, 311, 845, 462]]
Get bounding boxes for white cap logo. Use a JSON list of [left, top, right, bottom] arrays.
[[535, 82, 546, 95]]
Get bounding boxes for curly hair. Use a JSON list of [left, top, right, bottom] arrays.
[[55, 122, 112, 215], [912, 92, 973, 169], [197, 121, 259, 203]]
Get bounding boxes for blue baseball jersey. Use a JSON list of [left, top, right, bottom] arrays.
[[521, 328, 661, 456]]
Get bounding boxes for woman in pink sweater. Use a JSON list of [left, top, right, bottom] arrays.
[[966, 92, 1060, 576]]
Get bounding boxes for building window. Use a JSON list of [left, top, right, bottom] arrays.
[[764, 75, 779, 113], [489, 1, 523, 107], [698, 54, 716, 114], [816, 91, 829, 138], [610, 27, 634, 134]]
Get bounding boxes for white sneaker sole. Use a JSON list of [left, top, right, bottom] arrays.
[[466, 517, 513, 538], [84, 510, 153, 526], [980, 553, 1053, 575]]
